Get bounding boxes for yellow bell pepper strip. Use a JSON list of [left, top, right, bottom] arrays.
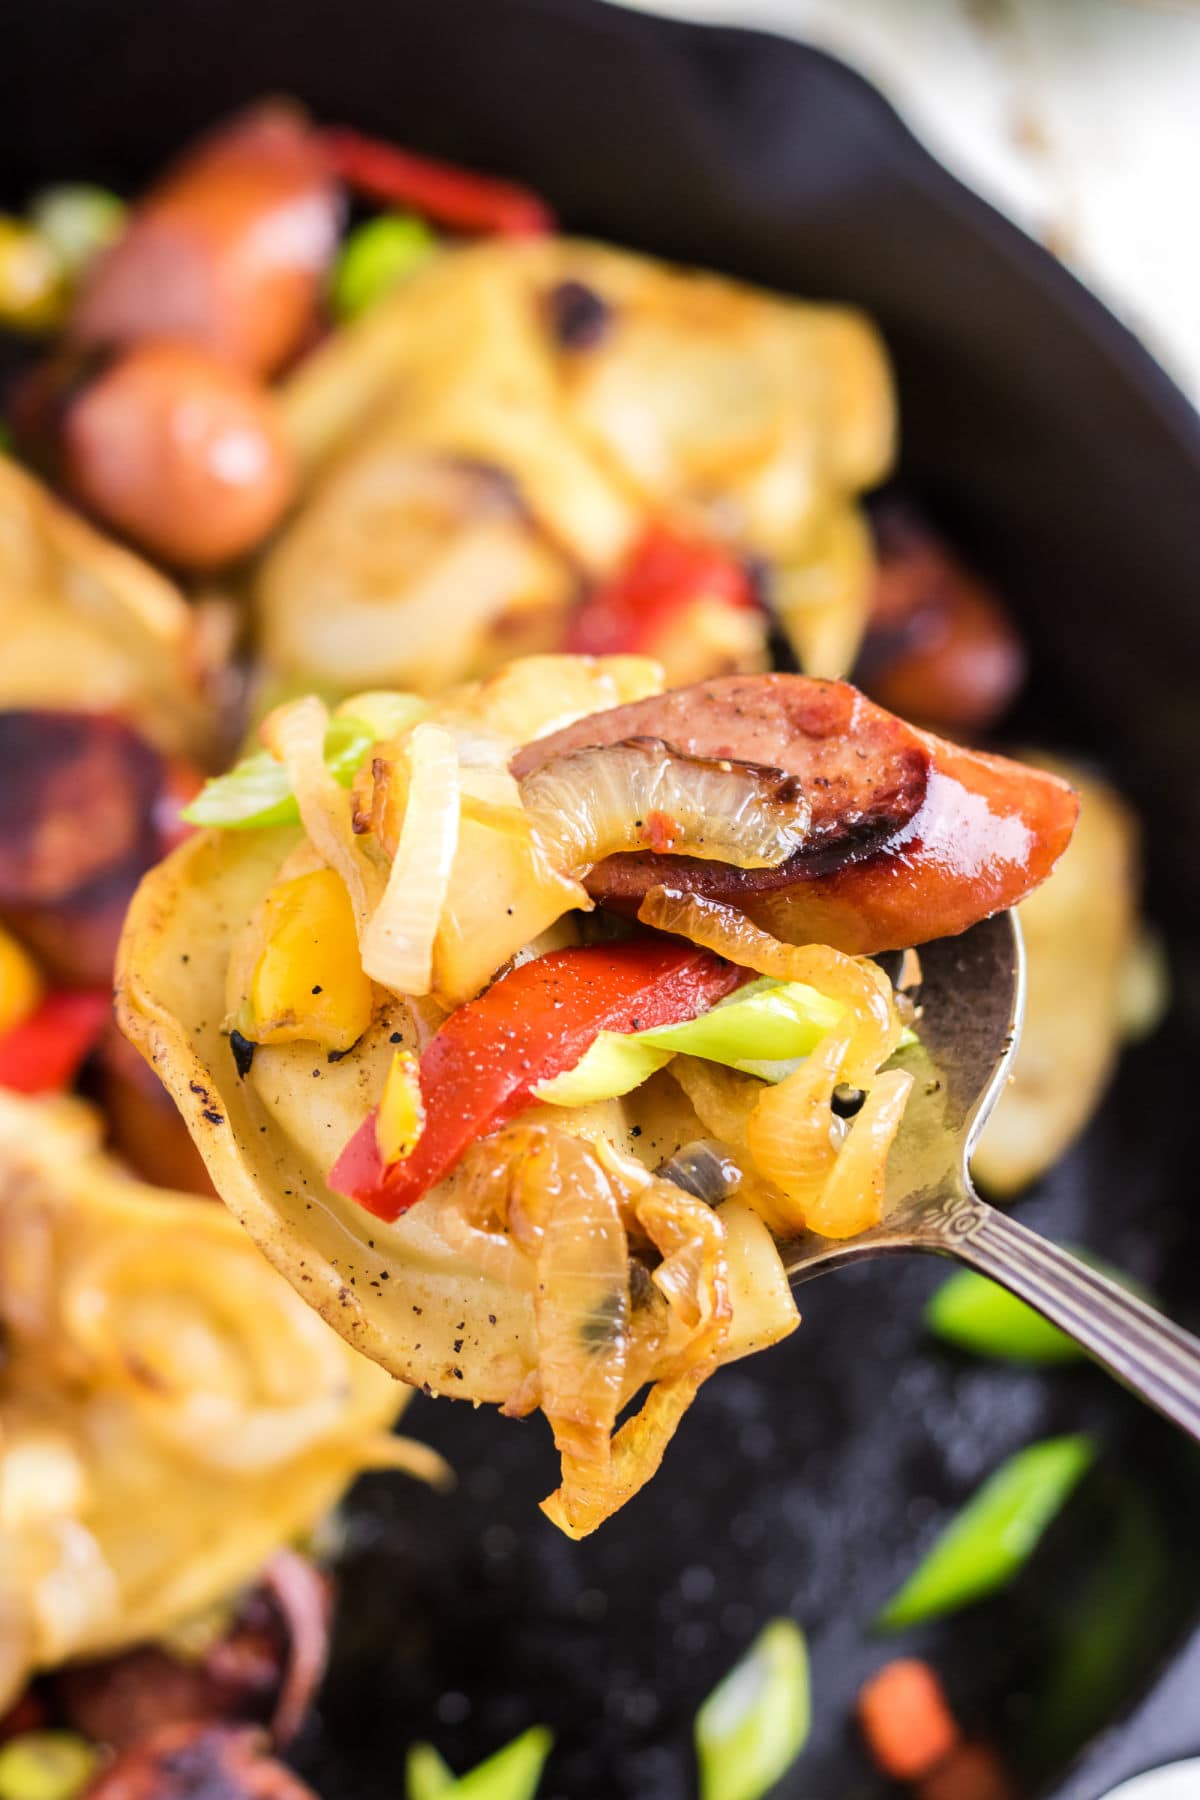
[[0, 217, 65, 330], [0, 929, 44, 1035], [375, 1048, 425, 1164], [0, 1732, 99, 1800], [246, 867, 374, 1052]]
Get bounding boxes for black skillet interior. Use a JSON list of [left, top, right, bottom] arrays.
[[4, 0, 1200, 1793]]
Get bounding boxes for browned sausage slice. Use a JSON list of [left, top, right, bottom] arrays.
[[855, 504, 1026, 732], [513, 674, 931, 856], [513, 675, 1077, 953], [72, 103, 341, 377], [62, 342, 295, 570], [0, 711, 175, 986], [84, 1724, 318, 1800]]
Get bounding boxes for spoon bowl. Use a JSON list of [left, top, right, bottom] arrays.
[[776, 912, 1200, 1444]]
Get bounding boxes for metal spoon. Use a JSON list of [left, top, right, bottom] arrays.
[[776, 910, 1200, 1442]]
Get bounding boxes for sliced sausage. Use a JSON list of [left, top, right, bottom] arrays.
[[72, 103, 341, 377], [59, 1556, 329, 1753], [61, 342, 295, 570], [83, 1724, 317, 1800], [0, 711, 182, 987], [512, 674, 931, 856], [514, 674, 1077, 953], [57, 1643, 278, 1754], [0, 711, 163, 907], [855, 504, 1026, 733], [95, 1020, 217, 1194]]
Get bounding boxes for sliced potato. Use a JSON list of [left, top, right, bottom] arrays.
[[0, 455, 216, 758], [973, 757, 1141, 1195], [269, 237, 894, 692], [0, 1087, 420, 1708]]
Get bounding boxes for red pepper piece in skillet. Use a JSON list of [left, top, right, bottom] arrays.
[[319, 126, 553, 236], [0, 988, 111, 1095], [564, 522, 760, 660]]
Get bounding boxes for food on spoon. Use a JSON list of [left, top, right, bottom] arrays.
[[514, 675, 1078, 951], [119, 658, 1076, 1535], [61, 341, 295, 570]]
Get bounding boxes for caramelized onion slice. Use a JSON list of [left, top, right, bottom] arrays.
[[518, 737, 811, 878], [806, 1068, 912, 1239], [511, 1130, 632, 1469], [745, 1030, 852, 1233], [638, 886, 901, 1087]]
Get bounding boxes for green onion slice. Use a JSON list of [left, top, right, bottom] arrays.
[[695, 1618, 810, 1800], [877, 1433, 1097, 1631], [28, 185, 126, 277], [406, 1743, 456, 1800], [331, 212, 436, 320], [183, 694, 426, 830], [405, 1728, 553, 1800], [535, 977, 844, 1106]]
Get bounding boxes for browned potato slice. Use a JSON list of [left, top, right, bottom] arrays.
[[0, 455, 217, 759], [973, 757, 1141, 1195], [269, 238, 894, 690], [0, 1088, 426, 1711]]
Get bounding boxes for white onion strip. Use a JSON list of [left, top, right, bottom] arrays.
[[263, 696, 384, 938], [361, 723, 460, 998]]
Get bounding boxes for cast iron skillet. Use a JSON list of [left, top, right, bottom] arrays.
[[3, 0, 1199, 1793]]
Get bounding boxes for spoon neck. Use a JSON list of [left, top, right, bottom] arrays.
[[918, 1195, 1200, 1445]]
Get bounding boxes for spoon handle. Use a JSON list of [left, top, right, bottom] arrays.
[[921, 1192, 1200, 1443]]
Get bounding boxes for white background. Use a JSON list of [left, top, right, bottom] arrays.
[[614, 0, 1200, 405]]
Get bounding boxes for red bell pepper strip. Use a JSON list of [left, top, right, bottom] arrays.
[[0, 989, 111, 1094], [318, 127, 553, 236], [564, 524, 759, 658], [329, 937, 742, 1220]]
